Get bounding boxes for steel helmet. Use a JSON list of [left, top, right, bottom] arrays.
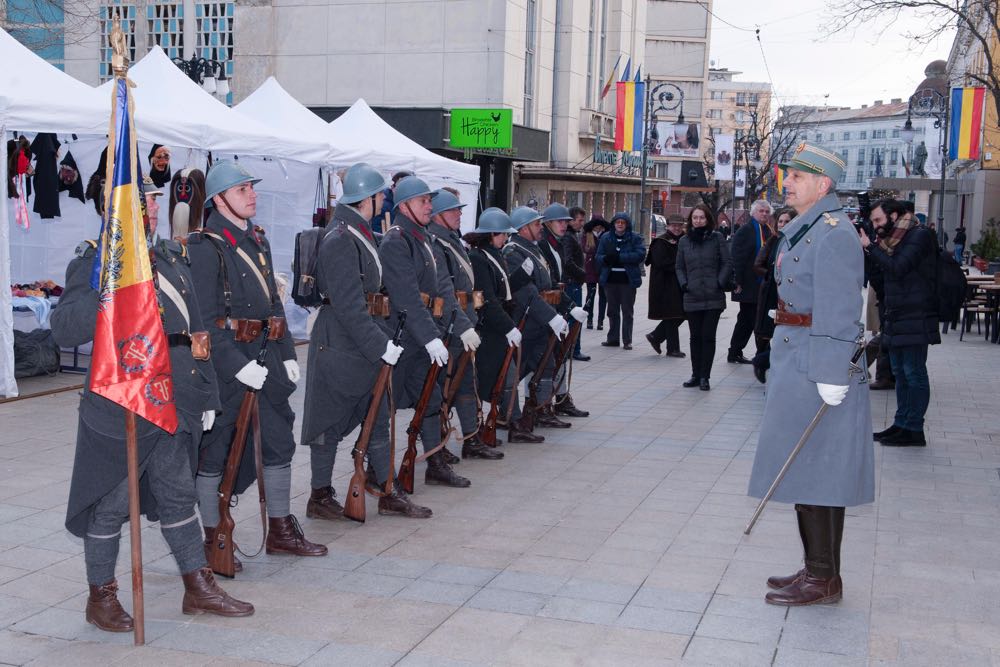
[[475, 207, 517, 234], [340, 163, 387, 204], [510, 205, 543, 230], [393, 175, 436, 210], [430, 189, 466, 217], [541, 203, 572, 222], [204, 160, 261, 207]]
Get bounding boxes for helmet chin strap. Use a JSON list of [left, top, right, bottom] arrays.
[[401, 200, 426, 226], [217, 191, 248, 228]]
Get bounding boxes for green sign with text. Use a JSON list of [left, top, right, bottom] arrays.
[[450, 109, 513, 149]]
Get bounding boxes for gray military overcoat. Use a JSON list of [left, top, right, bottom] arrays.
[[747, 194, 874, 507]]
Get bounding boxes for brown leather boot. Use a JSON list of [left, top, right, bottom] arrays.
[[508, 413, 544, 443], [536, 404, 571, 428], [265, 515, 328, 557], [203, 526, 242, 573], [767, 568, 806, 590], [462, 433, 504, 460], [554, 394, 589, 418], [765, 573, 842, 606], [306, 486, 344, 520], [425, 451, 471, 487], [379, 479, 433, 518], [86, 580, 134, 632], [181, 567, 254, 617]]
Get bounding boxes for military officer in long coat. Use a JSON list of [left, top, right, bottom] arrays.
[[379, 176, 476, 488], [747, 143, 873, 606], [466, 208, 541, 444], [300, 163, 431, 519], [426, 189, 502, 461], [538, 203, 590, 419], [503, 206, 577, 432], [52, 177, 252, 633], [187, 161, 327, 567]]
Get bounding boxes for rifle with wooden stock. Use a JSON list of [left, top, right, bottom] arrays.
[[439, 310, 485, 444], [523, 328, 560, 424], [551, 317, 582, 397], [344, 312, 406, 523], [207, 320, 271, 578], [480, 307, 530, 446], [398, 310, 457, 494]]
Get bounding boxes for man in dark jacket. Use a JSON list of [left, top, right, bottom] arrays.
[[862, 199, 941, 447], [645, 214, 686, 357], [727, 199, 773, 364], [565, 207, 589, 361], [597, 212, 646, 349], [953, 226, 966, 264]]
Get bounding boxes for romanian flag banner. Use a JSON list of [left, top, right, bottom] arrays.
[[773, 165, 785, 194], [599, 55, 621, 101], [614, 62, 644, 152], [89, 77, 177, 434], [949, 87, 985, 160]]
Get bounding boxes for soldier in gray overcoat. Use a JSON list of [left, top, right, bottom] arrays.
[[300, 163, 431, 519], [503, 206, 576, 432], [187, 161, 326, 565], [427, 189, 503, 461], [52, 177, 252, 633], [747, 143, 874, 606], [379, 176, 475, 488]]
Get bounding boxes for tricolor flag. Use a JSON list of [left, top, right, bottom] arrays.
[[599, 55, 622, 101], [89, 76, 178, 434], [614, 62, 644, 152], [773, 165, 785, 194], [949, 87, 986, 160]]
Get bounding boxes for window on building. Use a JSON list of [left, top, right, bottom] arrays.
[[707, 109, 722, 119], [856, 170, 864, 182], [735, 129, 746, 142], [840, 150, 849, 163], [889, 148, 898, 165], [868, 169, 874, 177], [748, 93, 759, 106], [710, 91, 723, 100], [872, 129, 886, 139], [815, 133, 823, 143], [843, 131, 851, 140], [890, 170, 897, 178], [586, 0, 596, 108], [735, 110, 746, 123], [147, 1, 183, 59], [891, 128, 900, 138], [857, 148, 865, 165], [860, 130, 867, 139], [524, 0, 537, 125], [195, 2, 235, 104], [100, 2, 137, 82], [736, 92, 747, 105], [828, 133, 834, 141]]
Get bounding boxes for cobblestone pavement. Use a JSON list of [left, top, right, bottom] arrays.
[[1, 288, 999, 666]]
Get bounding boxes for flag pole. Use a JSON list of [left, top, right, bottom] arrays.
[[109, 13, 145, 646], [639, 73, 651, 239]]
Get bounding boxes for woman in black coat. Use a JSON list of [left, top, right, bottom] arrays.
[[644, 214, 686, 357], [675, 204, 732, 391]]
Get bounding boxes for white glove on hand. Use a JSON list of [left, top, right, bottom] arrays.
[[235, 361, 268, 390], [817, 383, 849, 406], [283, 359, 301, 384], [201, 410, 216, 431], [425, 338, 449, 366], [520, 257, 534, 275], [570, 306, 587, 323], [460, 328, 481, 352], [548, 314, 569, 339], [505, 327, 523, 348], [381, 340, 404, 366]]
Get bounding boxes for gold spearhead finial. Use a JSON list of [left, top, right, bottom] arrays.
[[110, 11, 130, 76]]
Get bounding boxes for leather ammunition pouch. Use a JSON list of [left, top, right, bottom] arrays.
[[190, 331, 211, 360], [472, 290, 485, 310], [216, 316, 287, 343], [420, 292, 445, 318], [541, 289, 563, 306], [455, 291, 469, 310], [367, 293, 391, 318]]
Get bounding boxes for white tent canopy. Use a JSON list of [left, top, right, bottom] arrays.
[[234, 77, 334, 140]]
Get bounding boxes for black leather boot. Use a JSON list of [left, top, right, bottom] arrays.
[[379, 479, 433, 518], [536, 404, 571, 428], [462, 433, 504, 459], [425, 451, 471, 487], [766, 505, 844, 606], [767, 505, 810, 589], [554, 394, 589, 418]]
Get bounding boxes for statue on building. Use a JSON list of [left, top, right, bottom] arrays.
[[913, 141, 928, 177]]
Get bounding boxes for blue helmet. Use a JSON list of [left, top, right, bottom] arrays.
[[430, 189, 466, 217], [393, 176, 436, 210], [475, 207, 517, 234], [204, 160, 260, 208], [510, 206, 543, 230], [541, 203, 572, 222], [340, 163, 387, 204]]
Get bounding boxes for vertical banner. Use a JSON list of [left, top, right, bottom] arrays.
[[714, 134, 734, 181], [949, 86, 986, 160], [734, 168, 746, 199]]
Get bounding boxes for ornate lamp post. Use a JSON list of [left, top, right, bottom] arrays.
[[639, 82, 687, 237], [901, 88, 949, 246], [172, 55, 230, 100]]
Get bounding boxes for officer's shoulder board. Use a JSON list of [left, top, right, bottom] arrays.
[[74, 239, 97, 259], [253, 224, 266, 236]]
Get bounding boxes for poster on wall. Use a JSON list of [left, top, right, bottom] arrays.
[[713, 134, 734, 181], [650, 121, 701, 158]]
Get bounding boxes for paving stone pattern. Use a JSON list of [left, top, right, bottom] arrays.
[[1, 287, 999, 665]]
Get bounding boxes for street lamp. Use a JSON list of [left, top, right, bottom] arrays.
[[172, 55, 230, 100], [901, 88, 949, 246], [638, 82, 688, 237]]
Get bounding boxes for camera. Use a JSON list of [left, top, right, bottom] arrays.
[[854, 191, 875, 238]]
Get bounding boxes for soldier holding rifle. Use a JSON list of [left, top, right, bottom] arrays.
[[188, 161, 326, 571], [300, 163, 431, 520], [379, 176, 473, 488], [747, 143, 873, 606], [53, 177, 252, 632]]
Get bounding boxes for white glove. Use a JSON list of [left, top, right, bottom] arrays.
[[235, 361, 268, 390], [548, 314, 569, 339], [283, 359, 301, 384], [201, 410, 216, 431], [460, 328, 481, 352], [817, 383, 849, 406], [570, 306, 587, 322], [505, 327, 522, 348], [381, 340, 403, 366], [425, 338, 449, 366], [520, 257, 534, 275]]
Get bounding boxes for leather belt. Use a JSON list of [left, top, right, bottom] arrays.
[[321, 294, 391, 318], [167, 333, 191, 347], [775, 300, 812, 327], [167, 331, 211, 360], [215, 316, 287, 343]]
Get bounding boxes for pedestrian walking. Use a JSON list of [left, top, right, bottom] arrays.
[[727, 199, 773, 364], [953, 226, 966, 264], [644, 213, 686, 358], [675, 204, 731, 390], [597, 212, 645, 350], [582, 216, 607, 330], [747, 142, 873, 607]]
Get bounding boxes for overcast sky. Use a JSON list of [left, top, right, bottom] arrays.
[[708, 0, 957, 109]]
